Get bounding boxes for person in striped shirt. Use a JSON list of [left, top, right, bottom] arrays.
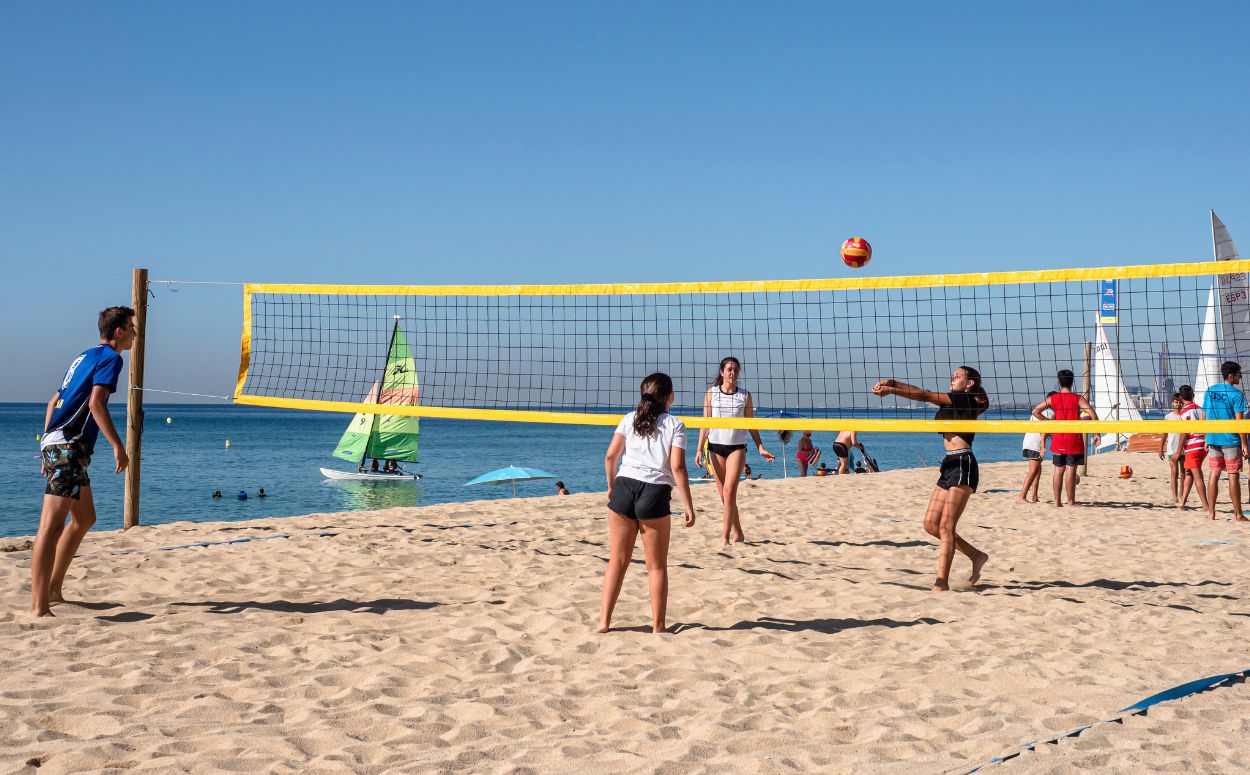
[[1173, 384, 1210, 512]]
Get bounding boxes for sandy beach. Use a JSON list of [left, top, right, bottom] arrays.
[[4, 450, 1250, 774]]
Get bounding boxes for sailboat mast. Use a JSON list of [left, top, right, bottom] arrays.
[[359, 316, 401, 468]]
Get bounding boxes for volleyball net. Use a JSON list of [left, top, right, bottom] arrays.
[[233, 259, 1250, 434]]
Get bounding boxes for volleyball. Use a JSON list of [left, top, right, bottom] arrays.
[[1119, 465, 1133, 479], [841, 237, 872, 268]]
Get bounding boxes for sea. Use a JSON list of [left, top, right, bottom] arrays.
[[0, 403, 1034, 539]]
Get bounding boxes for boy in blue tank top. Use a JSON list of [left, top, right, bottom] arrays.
[[31, 306, 135, 617]]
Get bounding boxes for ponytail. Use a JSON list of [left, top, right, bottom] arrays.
[[633, 372, 674, 436], [958, 365, 990, 417]]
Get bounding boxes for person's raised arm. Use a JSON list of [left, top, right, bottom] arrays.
[[872, 379, 950, 407], [695, 389, 712, 467], [1030, 398, 1052, 421], [88, 384, 127, 473], [604, 433, 626, 495], [744, 392, 775, 462], [669, 443, 696, 528]]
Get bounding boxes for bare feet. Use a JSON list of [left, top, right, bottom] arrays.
[[1236, 515, 1250, 522], [29, 607, 54, 618], [931, 581, 950, 592], [1028, 496, 1039, 503], [594, 622, 610, 634], [969, 552, 989, 585], [652, 624, 667, 634], [731, 531, 746, 544], [49, 591, 65, 604]]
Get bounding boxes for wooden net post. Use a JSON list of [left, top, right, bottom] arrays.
[[123, 268, 148, 530], [1081, 340, 1092, 477]]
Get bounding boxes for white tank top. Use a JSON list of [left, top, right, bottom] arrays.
[[708, 387, 749, 445]]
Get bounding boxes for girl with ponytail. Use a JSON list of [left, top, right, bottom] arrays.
[[598, 373, 696, 634], [872, 366, 990, 592]]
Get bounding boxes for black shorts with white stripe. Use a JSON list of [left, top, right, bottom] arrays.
[[936, 449, 978, 492]]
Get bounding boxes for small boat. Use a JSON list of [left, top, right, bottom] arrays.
[[321, 318, 423, 482], [320, 467, 420, 481]]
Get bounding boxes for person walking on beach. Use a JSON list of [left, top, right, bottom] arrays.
[[1019, 392, 1054, 502], [31, 306, 135, 617], [1031, 370, 1100, 507], [1162, 392, 1183, 504], [598, 373, 696, 634], [1174, 385, 1210, 512], [795, 431, 821, 476], [872, 367, 990, 592], [832, 429, 862, 475], [695, 357, 775, 547], [1202, 361, 1248, 521]]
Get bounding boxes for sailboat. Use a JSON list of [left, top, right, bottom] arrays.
[[1194, 211, 1248, 399], [320, 317, 423, 481], [1091, 317, 1142, 451]]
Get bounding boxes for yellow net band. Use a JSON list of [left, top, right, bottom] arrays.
[[241, 258, 1250, 298], [234, 394, 1250, 435]]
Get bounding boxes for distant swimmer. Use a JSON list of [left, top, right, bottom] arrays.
[[258, 488, 267, 498], [694, 357, 775, 547], [873, 366, 990, 592], [556, 481, 570, 495], [795, 431, 821, 477], [598, 372, 696, 635], [31, 306, 135, 618], [237, 490, 248, 501], [212, 490, 222, 499]]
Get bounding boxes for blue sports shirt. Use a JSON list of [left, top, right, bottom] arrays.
[[1203, 382, 1247, 447], [42, 344, 124, 454]]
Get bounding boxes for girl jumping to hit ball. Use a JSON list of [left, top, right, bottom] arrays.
[[872, 367, 990, 591], [598, 373, 696, 633]]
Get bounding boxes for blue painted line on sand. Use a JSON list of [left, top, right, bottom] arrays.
[[965, 668, 1250, 773], [1187, 539, 1238, 545], [155, 532, 338, 551]]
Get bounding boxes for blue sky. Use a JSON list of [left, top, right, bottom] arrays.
[[2, 1, 1248, 401]]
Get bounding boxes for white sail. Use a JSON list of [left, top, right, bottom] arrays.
[[1213, 211, 1250, 358], [1194, 286, 1221, 401], [1091, 317, 1142, 451]]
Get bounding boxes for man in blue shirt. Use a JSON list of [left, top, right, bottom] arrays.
[[1202, 360, 1249, 522], [31, 306, 135, 617]]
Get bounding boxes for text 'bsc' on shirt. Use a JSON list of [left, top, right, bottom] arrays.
[[42, 344, 124, 454], [1203, 383, 1247, 447], [614, 411, 687, 486]]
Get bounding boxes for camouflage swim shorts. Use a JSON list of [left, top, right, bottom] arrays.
[[42, 442, 92, 499]]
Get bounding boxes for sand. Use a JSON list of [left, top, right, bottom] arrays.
[[3, 450, 1250, 774]]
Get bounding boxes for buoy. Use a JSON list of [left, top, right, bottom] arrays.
[[35, 434, 40, 441], [225, 439, 231, 448], [166, 417, 172, 424]]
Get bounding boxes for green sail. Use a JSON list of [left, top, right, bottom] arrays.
[[331, 325, 420, 464]]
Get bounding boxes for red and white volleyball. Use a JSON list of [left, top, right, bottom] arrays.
[[1119, 465, 1133, 479], [841, 237, 872, 268]]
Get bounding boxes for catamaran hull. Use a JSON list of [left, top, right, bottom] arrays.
[[320, 468, 422, 482]]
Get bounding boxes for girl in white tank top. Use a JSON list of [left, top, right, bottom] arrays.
[[695, 357, 776, 547]]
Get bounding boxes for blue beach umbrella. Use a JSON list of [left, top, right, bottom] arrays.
[[464, 466, 558, 498], [759, 410, 804, 478]]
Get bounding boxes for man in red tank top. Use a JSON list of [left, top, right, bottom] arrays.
[[1031, 370, 1100, 507]]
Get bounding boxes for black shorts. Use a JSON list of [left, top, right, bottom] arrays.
[[608, 476, 672, 520], [1053, 453, 1085, 467], [42, 442, 92, 500], [937, 449, 978, 492], [706, 442, 746, 457], [1022, 449, 1042, 460], [832, 442, 849, 459]]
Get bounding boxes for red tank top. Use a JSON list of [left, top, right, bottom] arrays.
[[1048, 392, 1084, 454]]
